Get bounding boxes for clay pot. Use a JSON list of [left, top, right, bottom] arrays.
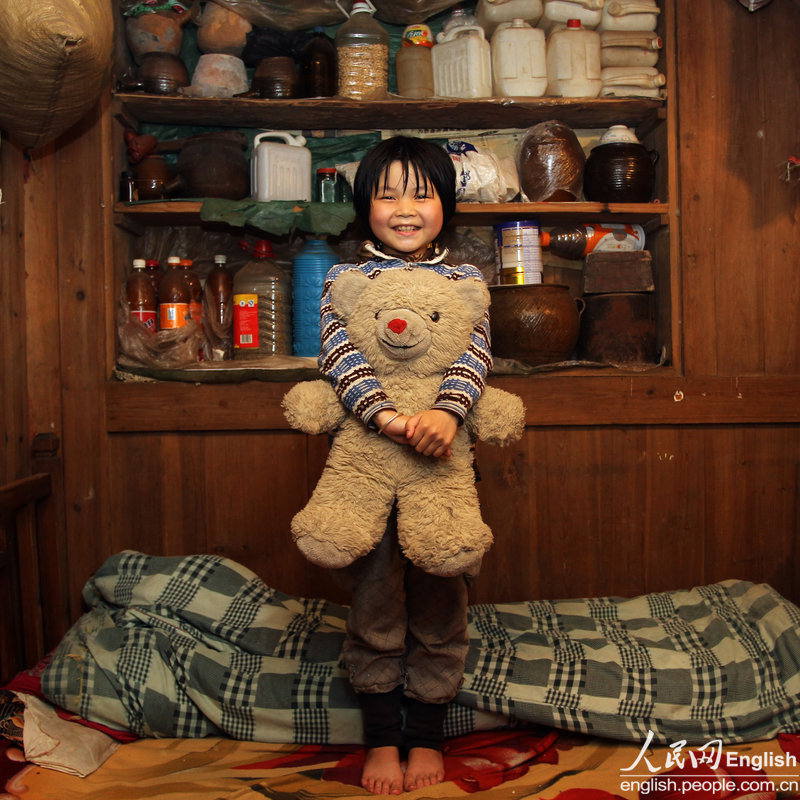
[[195, 2, 252, 56], [577, 292, 658, 365], [252, 57, 300, 99], [133, 155, 174, 200], [489, 283, 583, 365], [583, 142, 659, 203], [124, 52, 189, 95], [167, 132, 249, 200], [181, 54, 249, 98], [516, 120, 585, 202], [125, 12, 188, 64]]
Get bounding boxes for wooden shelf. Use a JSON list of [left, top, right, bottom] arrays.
[[115, 92, 664, 132], [115, 200, 669, 228]]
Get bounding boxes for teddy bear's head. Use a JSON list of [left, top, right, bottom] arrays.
[[331, 268, 489, 376]]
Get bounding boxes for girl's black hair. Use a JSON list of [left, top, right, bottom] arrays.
[[353, 136, 456, 238]]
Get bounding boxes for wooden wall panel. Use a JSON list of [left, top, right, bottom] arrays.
[[678, 0, 800, 376]]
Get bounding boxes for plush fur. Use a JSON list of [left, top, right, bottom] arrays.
[[282, 269, 525, 577]]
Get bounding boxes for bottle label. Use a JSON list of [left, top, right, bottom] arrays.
[[131, 309, 157, 332], [402, 24, 433, 46], [233, 293, 259, 348], [586, 224, 646, 254], [159, 303, 189, 329]]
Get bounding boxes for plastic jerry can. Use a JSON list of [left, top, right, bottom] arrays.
[[599, 0, 660, 31], [538, 0, 604, 33], [546, 19, 601, 97], [251, 131, 312, 202], [600, 30, 661, 67], [432, 24, 492, 99], [600, 65, 665, 90], [491, 19, 547, 97], [476, 0, 543, 37]]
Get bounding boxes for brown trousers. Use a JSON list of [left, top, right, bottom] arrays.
[[339, 510, 470, 704]]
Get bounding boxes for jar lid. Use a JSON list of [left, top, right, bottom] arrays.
[[317, 167, 338, 174], [566, 18, 582, 28]]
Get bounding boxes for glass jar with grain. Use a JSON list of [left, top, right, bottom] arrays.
[[335, 1, 389, 100]]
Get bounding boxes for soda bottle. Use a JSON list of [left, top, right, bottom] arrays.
[[539, 223, 645, 260], [205, 253, 233, 359], [158, 255, 190, 329], [126, 258, 157, 332], [144, 258, 161, 302], [180, 258, 203, 325]]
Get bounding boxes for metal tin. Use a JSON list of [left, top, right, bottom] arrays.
[[494, 219, 543, 285]]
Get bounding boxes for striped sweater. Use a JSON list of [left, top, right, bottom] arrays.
[[318, 243, 492, 426]]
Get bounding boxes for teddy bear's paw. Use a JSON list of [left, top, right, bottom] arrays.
[[291, 505, 383, 570]]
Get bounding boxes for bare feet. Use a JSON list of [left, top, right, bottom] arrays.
[[361, 746, 404, 795], [404, 747, 445, 792]]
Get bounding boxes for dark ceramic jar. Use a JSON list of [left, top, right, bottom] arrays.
[[583, 142, 658, 203], [170, 131, 249, 200], [253, 56, 300, 99], [489, 283, 584, 365]]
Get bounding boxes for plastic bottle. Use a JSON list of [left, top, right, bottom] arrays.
[[476, 0, 543, 37], [300, 27, 337, 97], [440, 6, 479, 34], [491, 19, 547, 97], [432, 17, 492, 98], [144, 258, 161, 301], [292, 239, 338, 357], [233, 239, 291, 358], [126, 258, 157, 332], [545, 19, 602, 98], [315, 167, 343, 202], [204, 254, 233, 359], [540, 223, 646, 259], [335, 1, 389, 100], [179, 258, 203, 326], [159, 256, 190, 329], [395, 24, 434, 99], [539, 0, 604, 32], [599, 0, 660, 32]]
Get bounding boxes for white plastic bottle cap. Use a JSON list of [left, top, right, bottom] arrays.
[[214, 254, 227, 264], [132, 258, 146, 269]]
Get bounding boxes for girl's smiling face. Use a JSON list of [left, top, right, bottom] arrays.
[[368, 160, 444, 256]]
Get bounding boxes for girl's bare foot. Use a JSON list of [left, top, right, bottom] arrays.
[[403, 747, 445, 791], [361, 746, 404, 795]]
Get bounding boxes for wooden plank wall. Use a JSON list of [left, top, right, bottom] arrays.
[[3, 0, 799, 647]]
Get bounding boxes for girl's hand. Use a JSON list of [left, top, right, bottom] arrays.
[[373, 409, 411, 445], [405, 409, 458, 458]]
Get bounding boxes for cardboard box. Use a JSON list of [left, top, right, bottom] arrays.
[[582, 250, 654, 295]]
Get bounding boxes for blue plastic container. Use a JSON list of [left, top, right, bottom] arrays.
[[292, 238, 339, 357]]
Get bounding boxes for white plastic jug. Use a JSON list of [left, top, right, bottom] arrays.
[[546, 19, 601, 97], [432, 25, 492, 98], [599, 0, 660, 31], [491, 19, 547, 97], [600, 65, 665, 88], [476, 0, 543, 37], [600, 30, 661, 67], [538, 0, 604, 33], [251, 131, 312, 202]]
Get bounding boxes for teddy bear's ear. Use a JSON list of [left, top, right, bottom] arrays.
[[453, 278, 490, 326], [331, 270, 371, 318]]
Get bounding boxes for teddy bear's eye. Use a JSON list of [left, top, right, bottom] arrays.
[[430, 311, 440, 322]]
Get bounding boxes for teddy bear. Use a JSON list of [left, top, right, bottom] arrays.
[[282, 267, 525, 578]]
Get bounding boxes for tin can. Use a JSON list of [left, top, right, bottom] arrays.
[[494, 220, 543, 285]]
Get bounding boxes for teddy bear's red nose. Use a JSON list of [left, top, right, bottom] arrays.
[[387, 318, 407, 334]]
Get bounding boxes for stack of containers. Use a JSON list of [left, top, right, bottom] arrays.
[[598, 0, 665, 97]]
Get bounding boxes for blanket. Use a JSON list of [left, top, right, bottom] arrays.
[[42, 552, 800, 745]]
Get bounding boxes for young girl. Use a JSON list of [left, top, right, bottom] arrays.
[[317, 136, 492, 794]]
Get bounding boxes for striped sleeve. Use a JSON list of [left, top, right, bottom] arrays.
[[433, 263, 493, 420], [317, 262, 395, 426]]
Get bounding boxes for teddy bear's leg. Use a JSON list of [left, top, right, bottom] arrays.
[[395, 475, 490, 578], [292, 461, 396, 570]]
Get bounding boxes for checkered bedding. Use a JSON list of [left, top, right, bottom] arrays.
[[42, 552, 800, 745]]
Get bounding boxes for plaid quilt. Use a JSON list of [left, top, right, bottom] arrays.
[[42, 552, 800, 745]]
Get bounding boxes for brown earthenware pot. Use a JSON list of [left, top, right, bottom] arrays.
[[583, 142, 659, 203], [125, 52, 189, 95], [489, 283, 584, 365], [125, 12, 189, 65], [133, 154, 174, 200], [166, 131, 249, 200]]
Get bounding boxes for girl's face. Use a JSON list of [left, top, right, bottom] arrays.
[[368, 160, 444, 256]]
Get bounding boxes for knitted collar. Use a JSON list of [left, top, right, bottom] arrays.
[[359, 240, 449, 265]]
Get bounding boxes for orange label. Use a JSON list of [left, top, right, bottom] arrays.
[[233, 293, 259, 348], [131, 309, 157, 332], [159, 302, 189, 329]]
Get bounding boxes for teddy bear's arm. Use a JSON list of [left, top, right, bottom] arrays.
[[466, 387, 525, 446], [282, 380, 347, 434]]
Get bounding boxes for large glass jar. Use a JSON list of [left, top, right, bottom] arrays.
[[335, 1, 389, 100]]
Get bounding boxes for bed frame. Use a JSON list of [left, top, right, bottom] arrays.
[[0, 473, 50, 683]]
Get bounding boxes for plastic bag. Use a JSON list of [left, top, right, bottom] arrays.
[[0, 0, 113, 149], [372, 0, 461, 24], [516, 120, 585, 202], [447, 140, 519, 203], [202, 0, 349, 31]]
